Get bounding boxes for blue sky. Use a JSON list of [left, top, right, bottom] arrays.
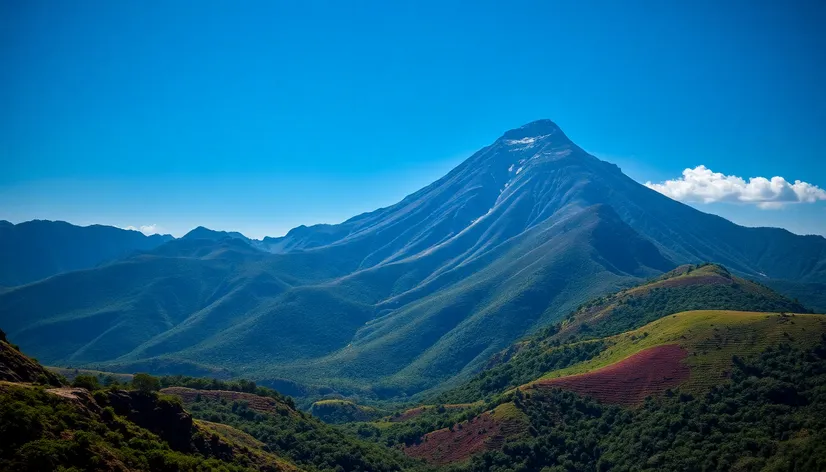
[[1, 0, 824, 238]]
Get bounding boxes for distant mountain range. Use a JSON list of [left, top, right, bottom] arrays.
[[0, 220, 172, 287], [1, 119, 825, 398]]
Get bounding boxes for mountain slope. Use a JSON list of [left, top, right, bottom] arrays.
[[0, 220, 173, 287], [2, 120, 826, 398]]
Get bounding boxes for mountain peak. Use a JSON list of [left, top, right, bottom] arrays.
[[501, 119, 567, 142], [182, 226, 250, 242]]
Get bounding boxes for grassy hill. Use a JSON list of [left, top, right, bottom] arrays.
[[382, 310, 826, 469], [552, 263, 809, 342], [527, 310, 825, 398], [435, 264, 808, 404]]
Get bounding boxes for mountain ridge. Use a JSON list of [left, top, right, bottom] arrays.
[[0, 219, 173, 287]]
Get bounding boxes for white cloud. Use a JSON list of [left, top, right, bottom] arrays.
[[645, 165, 826, 209], [124, 224, 163, 235]]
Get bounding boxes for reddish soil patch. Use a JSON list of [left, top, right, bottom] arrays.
[[531, 344, 689, 406], [161, 387, 287, 414], [403, 412, 524, 465]]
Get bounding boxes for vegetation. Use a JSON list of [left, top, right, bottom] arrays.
[[434, 265, 813, 405], [551, 263, 809, 343], [179, 393, 424, 472], [453, 337, 826, 471], [342, 404, 491, 449], [0, 345, 300, 472], [158, 375, 298, 410], [309, 399, 388, 424], [535, 311, 826, 394]]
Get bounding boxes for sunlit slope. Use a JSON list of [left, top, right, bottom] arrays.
[[552, 263, 809, 343], [527, 310, 826, 397]]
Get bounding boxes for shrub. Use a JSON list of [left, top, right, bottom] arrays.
[[71, 375, 101, 391]]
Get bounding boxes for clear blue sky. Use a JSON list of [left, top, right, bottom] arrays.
[[1, 0, 824, 238]]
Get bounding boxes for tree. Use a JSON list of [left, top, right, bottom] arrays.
[[72, 375, 101, 391], [131, 373, 160, 394]]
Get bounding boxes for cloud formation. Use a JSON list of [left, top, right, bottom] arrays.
[[645, 165, 826, 209], [125, 224, 163, 235]]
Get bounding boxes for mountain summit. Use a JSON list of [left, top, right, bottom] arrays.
[[500, 118, 569, 142], [2, 121, 824, 397]]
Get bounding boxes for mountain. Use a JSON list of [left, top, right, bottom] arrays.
[[2, 120, 826, 399], [183, 226, 252, 243], [0, 220, 173, 287]]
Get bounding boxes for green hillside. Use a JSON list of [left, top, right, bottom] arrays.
[[309, 399, 388, 424], [378, 310, 826, 470], [164, 388, 423, 472], [552, 263, 809, 342], [0, 336, 302, 471], [436, 264, 808, 404], [0, 336, 426, 472], [527, 310, 825, 394]]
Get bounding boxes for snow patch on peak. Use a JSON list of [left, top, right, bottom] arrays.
[[504, 134, 549, 146]]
